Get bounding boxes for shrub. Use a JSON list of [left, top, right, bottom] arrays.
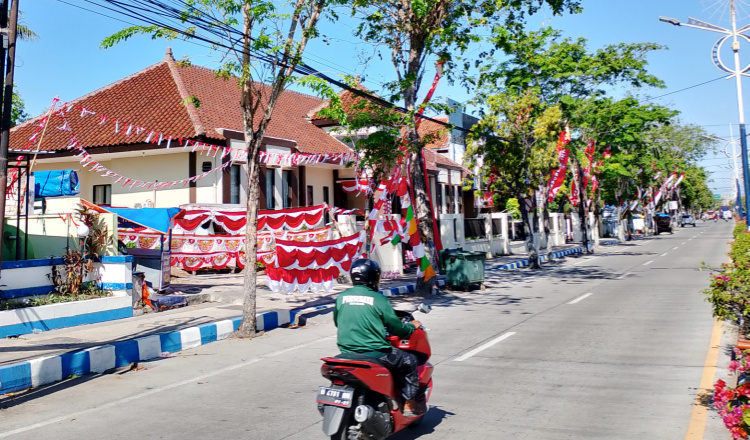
[[704, 221, 750, 335]]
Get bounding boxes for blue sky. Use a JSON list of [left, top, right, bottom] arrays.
[[19, 0, 750, 196]]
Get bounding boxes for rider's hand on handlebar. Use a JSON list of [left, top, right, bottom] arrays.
[[411, 320, 422, 329]]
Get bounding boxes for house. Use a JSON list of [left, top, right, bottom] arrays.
[[10, 49, 355, 211], [309, 87, 476, 216]]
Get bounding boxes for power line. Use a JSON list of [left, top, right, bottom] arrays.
[[642, 75, 727, 102]]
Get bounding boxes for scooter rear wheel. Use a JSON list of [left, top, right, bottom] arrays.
[[331, 421, 364, 440]]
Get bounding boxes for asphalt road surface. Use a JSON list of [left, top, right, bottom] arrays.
[[0, 220, 734, 440]]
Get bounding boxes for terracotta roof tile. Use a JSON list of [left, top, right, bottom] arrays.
[[11, 56, 351, 155]]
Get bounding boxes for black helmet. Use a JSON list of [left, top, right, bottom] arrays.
[[350, 259, 381, 291]]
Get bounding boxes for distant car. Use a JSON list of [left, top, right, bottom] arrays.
[[680, 214, 696, 227], [655, 213, 673, 235]]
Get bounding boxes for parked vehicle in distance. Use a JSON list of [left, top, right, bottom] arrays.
[[680, 214, 696, 227], [654, 213, 673, 235]]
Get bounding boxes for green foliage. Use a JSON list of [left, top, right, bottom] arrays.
[[505, 198, 520, 219], [183, 95, 202, 109], [703, 222, 750, 329], [10, 91, 28, 127]]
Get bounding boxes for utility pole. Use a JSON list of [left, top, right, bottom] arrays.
[[661, 0, 750, 230], [0, 0, 15, 272]]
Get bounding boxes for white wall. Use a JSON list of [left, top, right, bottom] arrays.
[[32, 152, 193, 208], [305, 167, 333, 206]]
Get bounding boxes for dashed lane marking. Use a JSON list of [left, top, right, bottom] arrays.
[[643, 260, 653, 266], [568, 292, 595, 304], [661, 253, 668, 257], [454, 332, 517, 362]]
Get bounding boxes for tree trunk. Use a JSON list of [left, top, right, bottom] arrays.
[[518, 193, 541, 269], [409, 149, 437, 294], [238, 138, 261, 337], [573, 159, 591, 254]]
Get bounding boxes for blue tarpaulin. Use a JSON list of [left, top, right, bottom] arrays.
[[34, 170, 79, 198], [104, 207, 182, 234]]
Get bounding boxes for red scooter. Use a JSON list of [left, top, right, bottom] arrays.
[[317, 304, 433, 439]]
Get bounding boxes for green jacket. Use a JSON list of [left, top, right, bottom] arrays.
[[334, 285, 415, 356]]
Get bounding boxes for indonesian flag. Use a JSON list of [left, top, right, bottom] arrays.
[[570, 177, 579, 206], [341, 179, 371, 193], [585, 139, 596, 161], [547, 148, 570, 202], [672, 172, 685, 189], [547, 169, 567, 202], [654, 188, 664, 207], [603, 145, 612, 159], [654, 170, 662, 181], [664, 172, 678, 190], [556, 126, 571, 151]]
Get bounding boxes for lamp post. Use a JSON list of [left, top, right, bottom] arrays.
[[661, 0, 750, 228]]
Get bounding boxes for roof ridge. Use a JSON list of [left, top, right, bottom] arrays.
[[165, 51, 206, 137]]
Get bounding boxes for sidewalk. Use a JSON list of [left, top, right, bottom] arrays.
[[0, 239, 616, 395]]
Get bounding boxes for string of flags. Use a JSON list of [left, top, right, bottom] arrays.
[[23, 99, 357, 190]]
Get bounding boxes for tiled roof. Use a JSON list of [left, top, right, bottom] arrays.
[[417, 116, 451, 150], [10, 52, 351, 155], [423, 147, 469, 173]]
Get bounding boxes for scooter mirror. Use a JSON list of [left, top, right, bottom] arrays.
[[417, 303, 431, 314]]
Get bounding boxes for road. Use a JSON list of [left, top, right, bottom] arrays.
[[0, 221, 733, 440]]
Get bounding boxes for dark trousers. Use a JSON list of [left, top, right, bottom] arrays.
[[379, 347, 419, 401]]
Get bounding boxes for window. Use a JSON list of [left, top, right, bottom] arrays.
[[323, 186, 330, 206], [265, 168, 275, 209], [93, 184, 111, 205], [446, 185, 454, 214], [230, 165, 241, 204], [282, 170, 293, 208], [436, 184, 443, 214], [307, 185, 313, 206]]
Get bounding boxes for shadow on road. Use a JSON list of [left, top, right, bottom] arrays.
[[389, 406, 455, 439]]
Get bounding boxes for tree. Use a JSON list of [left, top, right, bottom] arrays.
[[466, 89, 562, 267], [103, 0, 341, 338], [470, 27, 673, 256], [347, 0, 581, 288]]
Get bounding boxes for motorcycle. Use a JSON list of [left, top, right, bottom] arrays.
[[317, 304, 433, 439]]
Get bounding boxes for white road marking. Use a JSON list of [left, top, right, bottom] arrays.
[[661, 253, 668, 257], [643, 260, 654, 266], [616, 272, 631, 280], [673, 247, 679, 250], [0, 336, 337, 439], [568, 292, 595, 304], [454, 332, 516, 362], [682, 242, 687, 245]]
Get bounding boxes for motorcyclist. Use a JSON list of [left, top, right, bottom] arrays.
[[333, 258, 424, 416]]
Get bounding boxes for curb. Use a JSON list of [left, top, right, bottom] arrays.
[[0, 308, 295, 395], [1, 240, 621, 396]]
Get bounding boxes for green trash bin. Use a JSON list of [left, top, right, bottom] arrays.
[[442, 249, 486, 290]]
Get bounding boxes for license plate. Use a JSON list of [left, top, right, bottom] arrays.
[[317, 386, 354, 408]]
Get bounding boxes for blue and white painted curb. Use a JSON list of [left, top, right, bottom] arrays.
[[0, 308, 294, 395], [379, 278, 446, 297], [485, 239, 619, 273]]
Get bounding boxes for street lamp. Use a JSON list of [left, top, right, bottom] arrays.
[[660, 1, 750, 227]]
